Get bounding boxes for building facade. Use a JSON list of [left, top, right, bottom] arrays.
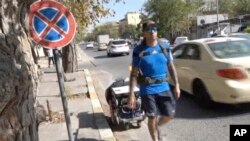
[[119, 12, 142, 35]]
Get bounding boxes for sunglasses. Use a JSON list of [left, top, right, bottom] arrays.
[[145, 24, 157, 33]]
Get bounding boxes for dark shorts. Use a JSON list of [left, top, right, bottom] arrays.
[[141, 91, 176, 117]]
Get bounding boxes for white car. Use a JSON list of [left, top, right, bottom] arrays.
[[107, 40, 130, 56], [170, 37, 250, 107], [174, 36, 189, 46], [86, 42, 94, 49]]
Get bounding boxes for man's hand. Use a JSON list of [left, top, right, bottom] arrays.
[[128, 93, 136, 109], [173, 84, 180, 99]]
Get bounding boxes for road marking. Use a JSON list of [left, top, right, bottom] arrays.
[[84, 69, 116, 141]]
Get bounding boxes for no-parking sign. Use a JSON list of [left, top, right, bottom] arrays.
[[29, 0, 76, 48]]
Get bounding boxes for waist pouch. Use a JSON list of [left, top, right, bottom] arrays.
[[137, 74, 167, 85]]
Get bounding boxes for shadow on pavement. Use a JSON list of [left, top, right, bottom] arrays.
[[105, 115, 141, 132], [77, 112, 98, 129], [94, 55, 109, 59], [175, 92, 250, 119]]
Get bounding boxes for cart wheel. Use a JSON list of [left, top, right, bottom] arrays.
[[124, 123, 130, 130], [109, 100, 118, 125], [114, 109, 119, 125], [137, 121, 142, 128]]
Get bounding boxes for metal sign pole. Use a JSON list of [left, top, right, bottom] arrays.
[[53, 49, 74, 141]]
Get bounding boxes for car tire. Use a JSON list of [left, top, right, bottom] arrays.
[[193, 80, 214, 108], [126, 53, 129, 55]]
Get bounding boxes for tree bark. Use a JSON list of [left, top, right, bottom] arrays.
[[62, 41, 78, 73], [0, 0, 39, 141]]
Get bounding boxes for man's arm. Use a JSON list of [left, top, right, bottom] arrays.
[[168, 61, 178, 85], [167, 61, 180, 99], [128, 66, 138, 108], [129, 66, 138, 95]]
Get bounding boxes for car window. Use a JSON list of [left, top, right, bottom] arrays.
[[208, 40, 250, 58], [182, 44, 200, 60], [172, 45, 186, 59]]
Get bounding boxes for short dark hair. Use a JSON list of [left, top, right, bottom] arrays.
[[142, 20, 156, 32]]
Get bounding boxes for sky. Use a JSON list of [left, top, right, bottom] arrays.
[[88, 0, 147, 31]]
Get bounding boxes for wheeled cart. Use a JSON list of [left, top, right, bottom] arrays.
[[105, 78, 144, 129]]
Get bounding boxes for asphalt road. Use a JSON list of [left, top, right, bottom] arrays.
[[80, 45, 250, 141]]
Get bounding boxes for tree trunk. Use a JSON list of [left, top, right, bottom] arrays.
[[0, 0, 39, 141], [62, 41, 78, 73]]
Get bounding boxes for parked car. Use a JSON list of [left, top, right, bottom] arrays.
[[107, 40, 130, 56], [174, 36, 189, 46], [228, 33, 250, 40], [170, 37, 250, 108]]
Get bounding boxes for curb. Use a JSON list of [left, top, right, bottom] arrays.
[[84, 69, 116, 141]]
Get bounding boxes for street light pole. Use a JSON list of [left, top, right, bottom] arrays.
[[216, 0, 219, 31]]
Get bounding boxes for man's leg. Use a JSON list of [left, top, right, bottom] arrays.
[[148, 116, 158, 141], [48, 57, 51, 67], [141, 94, 158, 141], [158, 116, 173, 126], [157, 116, 173, 141], [156, 91, 176, 141]]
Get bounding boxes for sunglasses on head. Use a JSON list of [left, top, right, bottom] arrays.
[[145, 24, 157, 33]]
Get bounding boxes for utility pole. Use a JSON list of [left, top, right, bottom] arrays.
[[216, 0, 220, 32]]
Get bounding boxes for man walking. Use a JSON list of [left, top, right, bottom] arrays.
[[47, 49, 54, 68], [128, 20, 180, 141]]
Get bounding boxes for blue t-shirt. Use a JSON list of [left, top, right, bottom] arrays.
[[132, 42, 173, 95]]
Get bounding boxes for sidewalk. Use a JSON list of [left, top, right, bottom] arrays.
[[37, 45, 115, 141]]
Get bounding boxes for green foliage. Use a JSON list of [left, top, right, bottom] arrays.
[[231, 0, 250, 16], [244, 27, 250, 33], [84, 23, 119, 41], [144, 0, 194, 38], [63, 0, 124, 41], [120, 24, 139, 39], [144, 0, 250, 40]]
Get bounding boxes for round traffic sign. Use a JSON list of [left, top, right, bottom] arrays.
[[29, 0, 76, 48]]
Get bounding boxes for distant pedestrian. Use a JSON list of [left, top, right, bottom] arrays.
[[128, 20, 180, 141], [47, 49, 54, 67]]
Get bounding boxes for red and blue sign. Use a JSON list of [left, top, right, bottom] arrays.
[[29, 0, 76, 48]]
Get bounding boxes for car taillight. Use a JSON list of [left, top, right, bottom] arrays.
[[217, 68, 247, 80]]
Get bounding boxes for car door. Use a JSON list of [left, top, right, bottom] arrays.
[[171, 44, 187, 91], [172, 43, 201, 93], [179, 44, 201, 93]]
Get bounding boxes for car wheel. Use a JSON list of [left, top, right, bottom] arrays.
[[123, 122, 130, 130], [126, 53, 129, 55], [193, 80, 214, 108]]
